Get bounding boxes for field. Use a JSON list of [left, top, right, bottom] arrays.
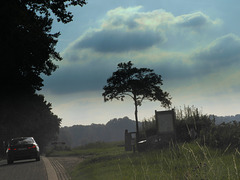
[[48, 141, 240, 180]]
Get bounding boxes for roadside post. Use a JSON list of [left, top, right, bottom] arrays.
[[124, 129, 136, 152]]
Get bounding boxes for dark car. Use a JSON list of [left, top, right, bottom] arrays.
[[6, 137, 40, 164]]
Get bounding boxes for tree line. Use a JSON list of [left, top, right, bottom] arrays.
[[0, 0, 87, 156]]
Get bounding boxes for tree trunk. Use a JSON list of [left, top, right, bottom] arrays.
[[134, 95, 139, 147]]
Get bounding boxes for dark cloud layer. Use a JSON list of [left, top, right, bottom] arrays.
[[147, 34, 240, 82], [193, 34, 240, 70], [75, 29, 164, 53], [43, 8, 240, 96], [43, 61, 114, 94], [45, 33, 240, 95]]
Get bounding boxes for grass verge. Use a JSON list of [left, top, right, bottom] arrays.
[[47, 141, 240, 180]]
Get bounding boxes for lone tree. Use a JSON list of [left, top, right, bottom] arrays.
[[103, 61, 172, 143]]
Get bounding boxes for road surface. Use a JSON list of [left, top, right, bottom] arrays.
[[0, 156, 70, 180]]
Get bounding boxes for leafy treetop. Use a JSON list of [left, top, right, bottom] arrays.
[[103, 61, 172, 108], [1, 0, 87, 95]]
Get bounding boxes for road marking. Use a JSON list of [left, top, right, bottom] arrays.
[[49, 158, 70, 180], [42, 156, 58, 180]]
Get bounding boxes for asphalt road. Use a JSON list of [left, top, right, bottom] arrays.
[[0, 157, 48, 180]]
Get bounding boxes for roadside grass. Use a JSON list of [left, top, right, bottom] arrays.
[[47, 141, 240, 180], [46, 141, 124, 157]]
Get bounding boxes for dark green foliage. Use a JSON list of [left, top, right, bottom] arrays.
[[202, 121, 240, 150], [140, 117, 157, 138], [103, 61, 171, 107], [175, 106, 240, 150], [139, 105, 240, 151], [0, 94, 61, 152], [175, 106, 214, 142], [0, 0, 86, 155], [1, 0, 86, 95]]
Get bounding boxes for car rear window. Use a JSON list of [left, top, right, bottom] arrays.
[[10, 137, 34, 145]]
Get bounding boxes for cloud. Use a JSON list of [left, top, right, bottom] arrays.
[[193, 34, 240, 72], [138, 33, 240, 82], [70, 8, 221, 54], [43, 58, 114, 94], [75, 29, 164, 53], [43, 6, 238, 97], [102, 6, 143, 30], [72, 7, 169, 53], [176, 11, 220, 28]]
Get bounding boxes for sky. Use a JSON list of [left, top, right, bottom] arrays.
[[40, 0, 240, 127]]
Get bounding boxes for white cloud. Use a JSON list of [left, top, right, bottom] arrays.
[[62, 7, 222, 60], [44, 7, 239, 100], [176, 11, 221, 28]]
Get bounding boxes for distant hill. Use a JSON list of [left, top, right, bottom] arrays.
[[213, 114, 240, 124], [58, 117, 136, 147], [58, 114, 240, 147]]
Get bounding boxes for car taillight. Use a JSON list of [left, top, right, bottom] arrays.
[[8, 148, 16, 150], [28, 145, 36, 149]]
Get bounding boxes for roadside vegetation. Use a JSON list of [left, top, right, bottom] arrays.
[[46, 106, 240, 179], [47, 141, 240, 180], [141, 105, 240, 151]]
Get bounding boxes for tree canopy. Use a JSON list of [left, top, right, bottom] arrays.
[[0, 94, 61, 149], [1, 0, 87, 95], [103, 61, 172, 142], [0, 0, 87, 154]]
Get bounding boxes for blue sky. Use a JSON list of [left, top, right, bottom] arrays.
[[41, 0, 240, 126]]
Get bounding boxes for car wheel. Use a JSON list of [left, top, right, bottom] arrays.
[[36, 156, 40, 161], [7, 159, 13, 164]]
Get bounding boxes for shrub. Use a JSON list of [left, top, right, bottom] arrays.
[[140, 105, 240, 151], [140, 116, 157, 139], [202, 121, 240, 150], [175, 106, 214, 142]]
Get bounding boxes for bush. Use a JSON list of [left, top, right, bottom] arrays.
[[175, 105, 214, 143], [139, 116, 157, 139], [140, 105, 240, 151], [202, 121, 240, 150]]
